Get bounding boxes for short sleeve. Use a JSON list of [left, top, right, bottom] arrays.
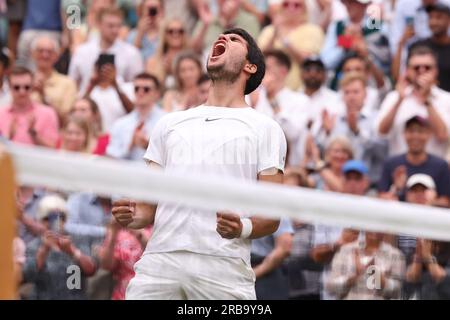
[[143, 115, 168, 167], [257, 120, 287, 174]]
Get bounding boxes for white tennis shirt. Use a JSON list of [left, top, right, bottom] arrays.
[[143, 105, 287, 265]]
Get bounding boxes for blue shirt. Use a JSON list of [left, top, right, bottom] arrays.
[[126, 30, 159, 61], [251, 218, 294, 257], [23, 0, 63, 31], [65, 193, 111, 242], [107, 106, 166, 161]]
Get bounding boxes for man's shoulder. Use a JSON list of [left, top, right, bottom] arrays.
[[426, 154, 449, 167], [385, 154, 407, 167], [116, 39, 141, 55]]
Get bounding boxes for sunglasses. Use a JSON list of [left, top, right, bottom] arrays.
[[410, 64, 434, 72], [166, 28, 185, 36], [12, 84, 32, 92], [134, 86, 154, 93], [282, 1, 302, 9]]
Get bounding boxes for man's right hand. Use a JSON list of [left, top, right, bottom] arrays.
[[112, 199, 136, 228]]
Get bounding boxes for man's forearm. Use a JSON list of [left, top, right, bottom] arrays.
[[248, 217, 279, 239]]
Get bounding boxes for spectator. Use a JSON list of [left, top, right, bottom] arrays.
[[405, 238, 450, 300], [146, 18, 191, 88], [107, 73, 165, 161], [30, 36, 77, 119], [127, 0, 164, 61], [310, 160, 369, 299], [70, 98, 110, 156], [16, 186, 47, 244], [85, 59, 135, 133], [162, 51, 203, 112], [309, 136, 354, 192], [4, 0, 26, 59], [192, 0, 260, 55], [0, 66, 59, 148], [98, 219, 150, 300], [65, 193, 112, 245], [305, 0, 349, 32], [321, 0, 390, 74], [251, 218, 294, 300], [0, 46, 11, 107], [389, 0, 450, 56], [315, 72, 387, 186], [378, 116, 450, 207], [23, 195, 97, 300], [59, 116, 91, 153], [376, 45, 450, 158], [258, 0, 324, 90], [16, 0, 69, 69], [409, 3, 450, 92], [163, 0, 203, 34], [250, 49, 309, 163], [69, 7, 144, 96], [326, 231, 406, 300]]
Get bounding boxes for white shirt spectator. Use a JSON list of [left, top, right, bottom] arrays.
[[90, 81, 135, 132], [107, 106, 166, 161], [375, 86, 450, 157], [0, 80, 11, 108], [143, 105, 287, 266], [68, 39, 144, 96]]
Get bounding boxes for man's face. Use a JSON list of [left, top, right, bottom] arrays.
[[343, 171, 368, 196], [342, 58, 367, 75], [342, 0, 368, 22], [428, 11, 450, 37], [207, 33, 250, 84], [281, 0, 306, 21], [343, 80, 366, 112], [218, 0, 241, 19], [72, 99, 94, 122], [263, 56, 288, 91], [404, 123, 431, 154], [133, 78, 159, 107], [32, 38, 59, 71], [406, 184, 429, 204], [144, 0, 163, 24], [407, 55, 438, 86], [301, 64, 325, 90], [10, 74, 33, 105], [99, 14, 123, 44]]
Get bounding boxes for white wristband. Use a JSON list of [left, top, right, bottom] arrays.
[[239, 218, 253, 239]]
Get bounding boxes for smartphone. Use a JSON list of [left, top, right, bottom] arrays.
[[97, 53, 115, 69], [47, 211, 62, 233], [149, 6, 158, 17], [405, 16, 414, 26], [337, 35, 354, 50]]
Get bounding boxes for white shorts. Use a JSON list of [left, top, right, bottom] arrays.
[[126, 251, 256, 300]]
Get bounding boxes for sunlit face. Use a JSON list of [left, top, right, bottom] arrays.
[[133, 78, 159, 107], [63, 122, 88, 152], [281, 0, 305, 21], [343, 171, 368, 195], [10, 74, 33, 106], [326, 142, 352, 171], [406, 54, 438, 86], [165, 20, 185, 49], [72, 99, 94, 122], [32, 38, 59, 71], [342, 80, 366, 112], [99, 14, 123, 44], [404, 123, 431, 154], [207, 33, 250, 84], [406, 184, 429, 205], [178, 58, 202, 89]]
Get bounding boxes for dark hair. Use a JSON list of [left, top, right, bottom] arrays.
[[198, 73, 211, 85], [98, 7, 124, 22], [134, 72, 161, 90], [404, 115, 430, 130], [8, 66, 33, 81], [264, 49, 292, 71], [341, 52, 369, 71], [407, 45, 438, 66], [223, 28, 265, 95], [0, 47, 10, 69]]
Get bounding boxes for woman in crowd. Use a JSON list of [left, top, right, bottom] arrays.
[[162, 50, 203, 112], [258, 0, 324, 90], [70, 98, 110, 156], [146, 17, 191, 88], [59, 116, 92, 153]]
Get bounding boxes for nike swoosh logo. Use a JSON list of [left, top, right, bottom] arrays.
[[205, 118, 222, 122]]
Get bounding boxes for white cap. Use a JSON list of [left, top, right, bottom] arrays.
[[406, 174, 436, 190], [37, 195, 68, 221]]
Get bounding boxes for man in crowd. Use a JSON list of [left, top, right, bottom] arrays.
[[378, 115, 450, 207], [0, 67, 59, 147], [107, 73, 165, 161], [69, 7, 144, 96]]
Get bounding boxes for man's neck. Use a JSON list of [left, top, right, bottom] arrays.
[[100, 38, 115, 51], [406, 151, 428, 165], [135, 103, 154, 118], [304, 86, 321, 97], [37, 67, 53, 78], [206, 81, 247, 108], [432, 33, 450, 45], [365, 240, 382, 253], [267, 84, 284, 100], [13, 100, 33, 111]]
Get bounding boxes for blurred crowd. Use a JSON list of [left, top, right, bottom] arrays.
[[1, 0, 450, 300]]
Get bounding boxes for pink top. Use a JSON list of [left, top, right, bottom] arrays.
[[0, 103, 59, 147]]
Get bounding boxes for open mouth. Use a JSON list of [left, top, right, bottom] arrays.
[[212, 42, 226, 58]]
